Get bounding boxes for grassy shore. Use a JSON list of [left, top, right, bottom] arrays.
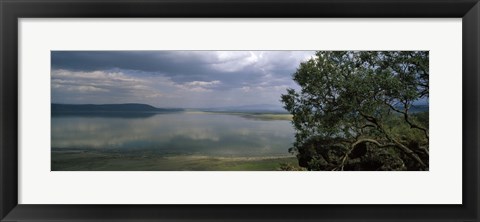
[[236, 113, 292, 121], [198, 111, 293, 121], [51, 150, 300, 171]]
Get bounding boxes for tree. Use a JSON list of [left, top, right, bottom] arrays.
[[281, 51, 429, 171]]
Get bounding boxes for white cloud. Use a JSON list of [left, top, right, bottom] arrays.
[[51, 69, 170, 104], [177, 80, 221, 92], [68, 85, 109, 93], [51, 51, 315, 108], [184, 80, 220, 87], [210, 51, 259, 72], [241, 86, 251, 92]]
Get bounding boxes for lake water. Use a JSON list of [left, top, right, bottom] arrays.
[[51, 112, 295, 157]]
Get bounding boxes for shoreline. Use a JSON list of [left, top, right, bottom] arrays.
[[184, 111, 293, 121], [51, 150, 300, 171], [161, 154, 295, 161], [52, 150, 296, 161]]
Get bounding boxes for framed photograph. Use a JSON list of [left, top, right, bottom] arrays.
[[1, 0, 478, 221]]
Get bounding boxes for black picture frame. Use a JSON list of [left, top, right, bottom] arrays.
[[1, 0, 479, 221]]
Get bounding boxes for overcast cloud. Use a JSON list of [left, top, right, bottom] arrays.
[[51, 51, 315, 108]]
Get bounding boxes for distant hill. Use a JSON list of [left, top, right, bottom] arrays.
[[409, 104, 429, 113], [392, 104, 429, 113], [52, 103, 183, 113]]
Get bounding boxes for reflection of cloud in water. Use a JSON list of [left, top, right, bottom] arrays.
[[170, 128, 220, 141], [51, 112, 294, 156], [234, 128, 253, 136]]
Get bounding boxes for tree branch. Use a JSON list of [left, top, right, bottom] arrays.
[[336, 138, 396, 171], [384, 102, 429, 140], [378, 125, 427, 168], [358, 111, 427, 169]]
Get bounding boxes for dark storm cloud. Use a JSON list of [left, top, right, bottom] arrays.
[[51, 51, 313, 87], [52, 51, 214, 81], [51, 51, 315, 107]]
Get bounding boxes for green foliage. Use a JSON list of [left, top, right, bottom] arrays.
[[278, 162, 307, 171], [281, 51, 429, 171]]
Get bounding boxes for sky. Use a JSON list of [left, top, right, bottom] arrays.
[[51, 51, 316, 108]]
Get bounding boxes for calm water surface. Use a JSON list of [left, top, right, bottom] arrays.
[[51, 112, 295, 157]]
